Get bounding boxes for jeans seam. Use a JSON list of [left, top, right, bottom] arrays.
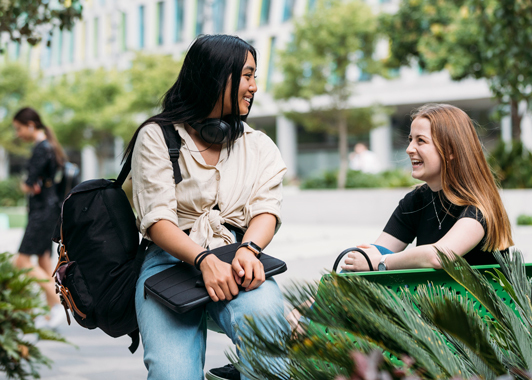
[[224, 301, 239, 343]]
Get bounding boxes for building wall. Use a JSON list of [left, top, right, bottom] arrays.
[[3, 0, 527, 180]]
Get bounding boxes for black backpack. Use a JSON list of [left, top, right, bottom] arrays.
[[56, 161, 81, 201], [52, 123, 182, 353]]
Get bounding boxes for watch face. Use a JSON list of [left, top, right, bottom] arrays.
[[378, 263, 386, 271], [248, 242, 261, 253], [242, 242, 261, 255]]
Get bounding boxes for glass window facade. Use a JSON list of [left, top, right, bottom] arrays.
[[282, 0, 295, 22], [120, 12, 127, 51], [237, 0, 249, 30], [93, 17, 99, 58], [196, 0, 205, 36], [266, 37, 276, 92], [139, 5, 145, 49], [174, 0, 184, 42], [68, 29, 74, 63], [213, 0, 226, 33], [260, 0, 271, 25], [41, 37, 52, 68], [157, 1, 165, 46]]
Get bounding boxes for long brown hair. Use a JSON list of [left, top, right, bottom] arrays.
[[412, 103, 513, 251], [13, 107, 67, 167]]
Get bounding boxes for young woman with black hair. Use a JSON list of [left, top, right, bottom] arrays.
[[126, 35, 288, 380], [13, 107, 67, 328]]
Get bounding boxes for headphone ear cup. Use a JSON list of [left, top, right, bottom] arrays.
[[192, 119, 231, 144]]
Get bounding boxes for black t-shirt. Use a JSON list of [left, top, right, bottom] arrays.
[[25, 140, 59, 211], [383, 184, 498, 265]]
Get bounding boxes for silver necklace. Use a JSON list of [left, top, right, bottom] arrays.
[[432, 193, 448, 230]]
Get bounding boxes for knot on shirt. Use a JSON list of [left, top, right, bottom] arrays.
[[207, 209, 226, 233], [189, 208, 234, 248]]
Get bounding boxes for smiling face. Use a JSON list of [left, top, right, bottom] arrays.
[[210, 51, 257, 118], [406, 116, 443, 191]]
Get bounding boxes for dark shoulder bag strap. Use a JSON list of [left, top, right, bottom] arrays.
[[115, 121, 183, 187], [158, 122, 183, 185]]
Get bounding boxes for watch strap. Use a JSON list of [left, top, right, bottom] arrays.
[[239, 241, 262, 259]]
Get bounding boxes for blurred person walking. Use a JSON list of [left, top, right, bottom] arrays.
[[12, 107, 67, 328], [348, 143, 382, 173]]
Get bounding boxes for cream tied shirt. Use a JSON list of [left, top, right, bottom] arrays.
[[131, 122, 287, 249]]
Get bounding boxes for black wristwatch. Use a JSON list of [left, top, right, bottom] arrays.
[[239, 241, 262, 259]]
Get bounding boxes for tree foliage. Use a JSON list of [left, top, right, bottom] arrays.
[[45, 68, 133, 148], [0, 62, 45, 154], [125, 52, 183, 115], [230, 251, 532, 379], [0, 0, 82, 50], [275, 0, 386, 189], [0, 53, 183, 155], [382, 0, 532, 139]]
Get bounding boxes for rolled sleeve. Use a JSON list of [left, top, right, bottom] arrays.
[[132, 124, 180, 240]]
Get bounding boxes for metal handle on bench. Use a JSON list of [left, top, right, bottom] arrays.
[[333, 247, 374, 272]]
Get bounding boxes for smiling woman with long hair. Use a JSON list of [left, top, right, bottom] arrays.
[[127, 35, 288, 380], [342, 103, 513, 272]]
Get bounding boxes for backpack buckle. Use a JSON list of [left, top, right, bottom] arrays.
[[168, 148, 179, 161]]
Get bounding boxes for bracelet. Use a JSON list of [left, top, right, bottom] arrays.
[[194, 250, 212, 271]]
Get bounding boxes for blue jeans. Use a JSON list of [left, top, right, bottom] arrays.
[[135, 244, 288, 380]]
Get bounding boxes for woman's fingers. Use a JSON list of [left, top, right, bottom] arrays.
[[247, 261, 265, 291], [201, 256, 239, 302], [241, 260, 254, 288], [207, 287, 219, 302]]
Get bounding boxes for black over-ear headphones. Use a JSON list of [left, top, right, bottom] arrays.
[[191, 118, 241, 144]]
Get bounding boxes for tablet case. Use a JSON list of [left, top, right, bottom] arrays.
[[143, 243, 287, 314]]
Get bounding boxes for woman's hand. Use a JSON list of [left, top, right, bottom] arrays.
[[232, 248, 265, 291], [341, 244, 382, 272], [199, 254, 240, 302], [21, 182, 40, 195]]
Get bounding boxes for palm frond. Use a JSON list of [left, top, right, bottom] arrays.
[[438, 251, 532, 371], [410, 283, 506, 377], [491, 250, 532, 330]]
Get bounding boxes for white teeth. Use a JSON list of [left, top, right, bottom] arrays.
[[244, 97, 251, 102]]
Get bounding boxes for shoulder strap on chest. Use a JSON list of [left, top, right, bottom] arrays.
[[158, 122, 183, 185], [115, 122, 183, 187]]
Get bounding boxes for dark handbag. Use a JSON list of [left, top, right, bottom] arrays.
[[143, 243, 287, 314], [332, 247, 374, 272]]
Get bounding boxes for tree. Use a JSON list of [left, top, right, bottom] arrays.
[[124, 52, 183, 116], [0, 53, 183, 169], [275, 0, 386, 189], [382, 0, 532, 141], [0, 0, 82, 51], [45, 53, 182, 146], [0, 62, 45, 154], [45, 68, 132, 149]]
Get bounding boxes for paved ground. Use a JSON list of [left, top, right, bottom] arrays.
[[2, 188, 531, 380]]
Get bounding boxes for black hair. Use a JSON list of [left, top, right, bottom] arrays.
[[13, 107, 67, 167], [124, 34, 257, 160]]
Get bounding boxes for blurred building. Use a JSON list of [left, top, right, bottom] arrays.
[[2, 0, 529, 181]]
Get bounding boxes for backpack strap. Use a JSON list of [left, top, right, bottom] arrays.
[[128, 329, 141, 354], [115, 122, 183, 188], [158, 122, 183, 185]]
